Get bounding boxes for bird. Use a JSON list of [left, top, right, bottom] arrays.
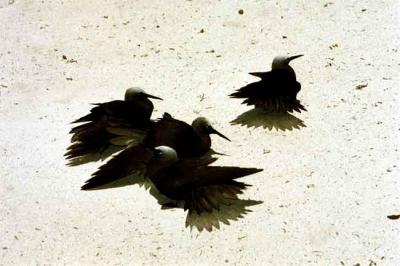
[[146, 146, 263, 232], [229, 54, 306, 113], [83, 145, 263, 232], [80, 113, 230, 190], [144, 112, 230, 158], [65, 87, 162, 166]]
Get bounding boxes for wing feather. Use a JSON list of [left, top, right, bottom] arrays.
[[81, 146, 154, 190]]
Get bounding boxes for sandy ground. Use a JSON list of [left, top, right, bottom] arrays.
[[1, 0, 399, 265]]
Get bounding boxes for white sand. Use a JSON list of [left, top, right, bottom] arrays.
[[1, 0, 399, 265]]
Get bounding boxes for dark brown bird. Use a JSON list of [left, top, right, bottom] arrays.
[[83, 145, 263, 232], [147, 146, 263, 232], [80, 113, 230, 190], [229, 55, 306, 113], [144, 113, 230, 158], [65, 87, 162, 166]]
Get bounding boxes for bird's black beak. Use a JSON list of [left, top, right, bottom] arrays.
[[143, 93, 163, 100], [287, 54, 304, 62], [209, 127, 231, 141]]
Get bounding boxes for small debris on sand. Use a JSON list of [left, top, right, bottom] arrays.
[[387, 214, 400, 220], [329, 43, 339, 49], [62, 55, 77, 63], [355, 83, 368, 90]]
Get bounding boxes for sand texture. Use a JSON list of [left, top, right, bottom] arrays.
[[1, 0, 399, 265]]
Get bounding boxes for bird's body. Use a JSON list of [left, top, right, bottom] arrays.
[[65, 88, 162, 166], [143, 113, 223, 158], [230, 55, 306, 113], [150, 157, 257, 210], [80, 113, 230, 190]]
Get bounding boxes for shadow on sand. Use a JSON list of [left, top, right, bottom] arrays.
[[230, 108, 306, 131]]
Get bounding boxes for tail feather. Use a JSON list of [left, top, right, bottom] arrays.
[[66, 145, 123, 166], [71, 113, 96, 124], [185, 180, 253, 216], [65, 138, 109, 159], [194, 167, 263, 185], [251, 97, 306, 113], [229, 90, 246, 99]]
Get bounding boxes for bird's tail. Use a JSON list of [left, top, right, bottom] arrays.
[[251, 97, 307, 113]]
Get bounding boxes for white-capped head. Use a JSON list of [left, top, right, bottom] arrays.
[[125, 87, 144, 100], [124, 87, 162, 101], [153, 146, 179, 167], [271, 54, 303, 70], [191, 117, 210, 132], [192, 117, 230, 141]]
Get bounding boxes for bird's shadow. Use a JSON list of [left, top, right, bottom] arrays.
[[230, 108, 306, 131]]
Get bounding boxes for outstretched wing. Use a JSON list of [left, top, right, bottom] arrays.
[[179, 166, 263, 232], [72, 100, 152, 127], [70, 101, 147, 141], [81, 145, 154, 190], [184, 180, 251, 214], [179, 166, 263, 192], [66, 101, 152, 165]]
